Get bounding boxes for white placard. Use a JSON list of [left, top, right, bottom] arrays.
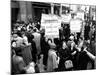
[[70, 19, 82, 33], [75, 12, 84, 20], [41, 14, 61, 38]]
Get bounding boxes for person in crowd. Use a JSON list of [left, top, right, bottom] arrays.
[[30, 35, 37, 63], [37, 54, 45, 73], [84, 46, 96, 69], [12, 31, 32, 65], [54, 38, 61, 51], [74, 33, 78, 44], [67, 35, 75, 50], [25, 26, 34, 43], [47, 42, 59, 72], [32, 28, 41, 60], [41, 35, 50, 67], [12, 49, 26, 74], [76, 41, 94, 70], [21, 32, 29, 46], [26, 62, 36, 74], [36, 22, 41, 31], [12, 33, 24, 48], [67, 35, 81, 70], [58, 41, 73, 71]]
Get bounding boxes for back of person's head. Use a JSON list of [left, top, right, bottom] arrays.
[[47, 38, 53, 45], [54, 38, 59, 45], [33, 28, 37, 32], [69, 35, 74, 41]]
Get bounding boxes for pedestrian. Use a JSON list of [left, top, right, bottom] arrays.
[[47, 42, 59, 72], [12, 49, 26, 74], [32, 28, 41, 62], [58, 41, 73, 71]]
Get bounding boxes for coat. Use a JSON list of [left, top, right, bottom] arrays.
[[32, 32, 41, 55], [47, 49, 58, 72], [12, 55, 26, 74], [58, 48, 72, 71]]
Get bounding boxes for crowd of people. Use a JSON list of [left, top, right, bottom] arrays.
[[11, 19, 96, 74]]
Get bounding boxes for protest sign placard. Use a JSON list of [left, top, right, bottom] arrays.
[[70, 19, 82, 33], [41, 14, 61, 39], [75, 12, 84, 20]]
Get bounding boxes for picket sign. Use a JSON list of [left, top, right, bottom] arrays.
[[70, 18, 83, 33], [61, 14, 71, 23], [75, 11, 85, 20], [41, 14, 61, 39]]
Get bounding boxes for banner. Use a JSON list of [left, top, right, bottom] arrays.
[[41, 14, 61, 38], [70, 19, 82, 33]]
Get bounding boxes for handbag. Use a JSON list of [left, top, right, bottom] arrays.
[[65, 60, 73, 69]]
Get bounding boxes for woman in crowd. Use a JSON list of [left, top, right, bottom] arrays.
[[21, 32, 29, 46], [47, 41, 59, 72], [32, 28, 41, 57], [58, 41, 73, 71], [12, 33, 24, 48]]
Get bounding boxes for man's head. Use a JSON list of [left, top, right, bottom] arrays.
[[12, 33, 18, 41]]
